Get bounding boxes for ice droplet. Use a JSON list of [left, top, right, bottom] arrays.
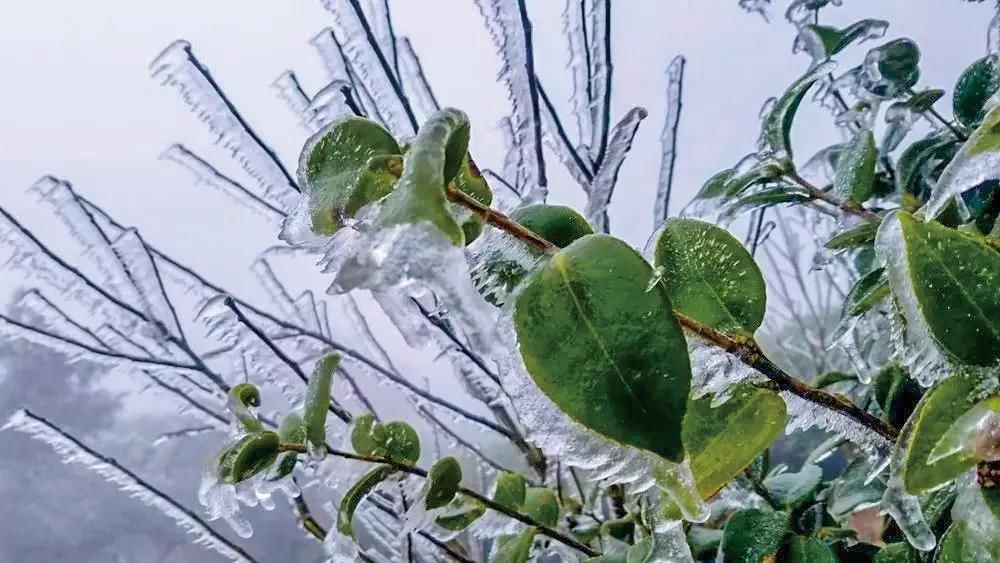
[[655, 458, 711, 523]]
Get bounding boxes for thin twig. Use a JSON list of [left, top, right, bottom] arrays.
[[277, 443, 600, 558], [785, 171, 881, 223], [444, 186, 556, 254]]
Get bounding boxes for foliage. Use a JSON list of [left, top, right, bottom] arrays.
[[2, 1, 1000, 562]]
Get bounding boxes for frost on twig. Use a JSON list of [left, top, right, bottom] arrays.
[[3, 410, 257, 562]]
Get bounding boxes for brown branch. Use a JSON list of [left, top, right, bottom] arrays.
[[785, 171, 882, 223], [278, 444, 600, 558], [445, 194, 900, 445]]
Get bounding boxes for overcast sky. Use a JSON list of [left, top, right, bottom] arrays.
[[0, 0, 994, 409]]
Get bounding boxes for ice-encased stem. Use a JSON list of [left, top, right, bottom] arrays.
[[585, 107, 647, 233], [655, 55, 686, 225], [3, 410, 258, 562]]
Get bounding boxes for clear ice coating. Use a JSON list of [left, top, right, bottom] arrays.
[[475, 0, 546, 203], [923, 106, 1000, 220], [643, 489, 696, 563], [948, 472, 1000, 562], [880, 402, 935, 552], [586, 107, 648, 233], [149, 40, 299, 212], [928, 396, 1000, 463], [875, 211, 953, 387], [990, 7, 1000, 54], [654, 458, 711, 523], [3, 410, 253, 562], [655, 56, 686, 225]]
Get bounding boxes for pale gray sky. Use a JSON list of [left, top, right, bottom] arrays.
[[0, 0, 993, 410]]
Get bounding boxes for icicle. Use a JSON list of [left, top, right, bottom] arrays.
[[880, 411, 936, 552], [160, 144, 286, 222], [3, 410, 254, 561], [655, 458, 711, 523], [739, 0, 771, 21], [687, 338, 764, 403], [149, 40, 298, 211], [320, 0, 416, 136], [876, 212, 952, 387], [655, 56, 685, 225], [947, 472, 1000, 562], [396, 37, 440, 121], [644, 489, 696, 563], [585, 107, 647, 233], [781, 391, 892, 472], [474, 0, 546, 202], [13, 290, 105, 348]]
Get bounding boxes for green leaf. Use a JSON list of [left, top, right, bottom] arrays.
[[692, 169, 736, 202], [895, 136, 958, 197], [492, 472, 527, 510], [662, 386, 787, 520], [583, 555, 627, 563], [723, 161, 787, 198], [842, 266, 889, 318], [906, 89, 946, 113], [374, 420, 420, 465], [813, 371, 857, 389], [762, 64, 832, 158], [523, 487, 560, 527], [954, 54, 1000, 130], [863, 39, 920, 98], [376, 108, 469, 245], [720, 509, 790, 563], [764, 465, 823, 509], [786, 536, 838, 563], [936, 520, 1000, 562], [514, 234, 692, 462], [490, 528, 537, 563], [228, 430, 280, 484], [600, 516, 635, 542], [452, 153, 492, 243], [834, 129, 877, 204], [300, 116, 402, 235], [796, 19, 888, 59], [900, 370, 988, 494], [435, 497, 486, 531], [687, 526, 724, 559], [873, 542, 920, 563], [826, 459, 885, 522], [304, 353, 339, 449], [724, 186, 810, 219], [653, 218, 766, 336], [880, 211, 1000, 365], [425, 456, 462, 510], [277, 412, 307, 445], [227, 383, 263, 433], [625, 538, 652, 563], [826, 223, 879, 251], [337, 465, 396, 538], [872, 363, 922, 429], [928, 395, 1000, 463], [350, 413, 379, 455]]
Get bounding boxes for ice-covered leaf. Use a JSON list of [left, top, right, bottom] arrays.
[[928, 395, 1000, 463], [833, 129, 877, 204], [278, 412, 307, 445], [351, 413, 379, 455], [653, 218, 766, 336], [861, 39, 921, 98], [425, 456, 462, 510], [954, 54, 1000, 130], [826, 458, 885, 522], [722, 186, 810, 220], [899, 371, 991, 494], [924, 106, 1000, 219], [662, 386, 786, 520], [761, 62, 835, 158], [785, 536, 837, 562], [226, 431, 280, 484], [492, 472, 527, 510], [895, 136, 957, 197], [825, 222, 878, 250], [514, 234, 692, 462], [296, 116, 401, 236], [687, 526, 724, 559], [720, 509, 790, 563], [523, 487, 559, 527], [374, 421, 421, 465], [873, 543, 920, 563], [795, 19, 888, 61], [872, 363, 922, 429], [490, 528, 536, 563], [435, 496, 486, 531], [878, 211, 1000, 366], [453, 153, 493, 243], [763, 465, 822, 509], [337, 465, 396, 538], [376, 108, 469, 245], [304, 353, 339, 449], [227, 383, 264, 433], [936, 520, 1000, 563]]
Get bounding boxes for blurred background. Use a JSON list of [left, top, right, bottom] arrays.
[[0, 1, 993, 561]]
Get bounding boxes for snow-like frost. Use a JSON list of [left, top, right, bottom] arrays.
[[271, 70, 312, 129], [150, 40, 298, 212], [3, 410, 254, 562], [396, 37, 440, 121]]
